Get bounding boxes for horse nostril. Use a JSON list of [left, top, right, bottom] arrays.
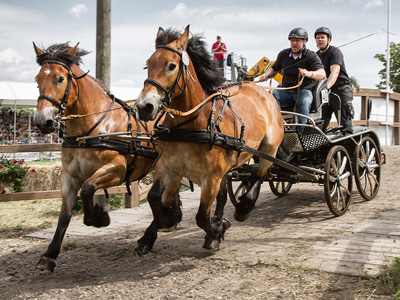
[[45, 119, 54, 128], [143, 103, 154, 114]]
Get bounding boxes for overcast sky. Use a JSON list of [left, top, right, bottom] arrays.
[[0, 0, 399, 90]]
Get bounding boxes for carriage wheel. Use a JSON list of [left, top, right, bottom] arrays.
[[354, 136, 381, 201], [324, 145, 353, 217], [226, 174, 251, 207], [269, 180, 292, 197]]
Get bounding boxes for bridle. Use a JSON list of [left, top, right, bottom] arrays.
[[143, 45, 194, 108], [37, 60, 89, 116]]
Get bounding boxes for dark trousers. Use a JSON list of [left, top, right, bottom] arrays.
[[322, 84, 354, 133]]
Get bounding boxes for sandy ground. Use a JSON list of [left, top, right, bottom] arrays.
[[0, 146, 398, 300]]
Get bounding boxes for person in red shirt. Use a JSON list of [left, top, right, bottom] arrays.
[[211, 35, 227, 75]]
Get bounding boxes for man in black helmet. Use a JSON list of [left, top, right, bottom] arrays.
[[260, 27, 326, 124], [315, 26, 354, 134]]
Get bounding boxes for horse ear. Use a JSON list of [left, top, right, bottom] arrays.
[[156, 27, 164, 38], [67, 43, 80, 56], [177, 25, 190, 50], [33, 42, 44, 57]]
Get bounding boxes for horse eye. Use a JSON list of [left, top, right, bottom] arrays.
[[168, 63, 177, 71], [58, 76, 65, 84]]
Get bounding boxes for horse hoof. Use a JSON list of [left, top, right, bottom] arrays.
[[84, 211, 110, 228], [223, 218, 232, 231], [203, 236, 220, 250], [234, 210, 250, 222], [134, 243, 151, 256], [36, 256, 56, 272]]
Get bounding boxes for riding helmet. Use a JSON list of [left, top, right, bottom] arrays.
[[288, 28, 308, 41], [314, 27, 332, 39]]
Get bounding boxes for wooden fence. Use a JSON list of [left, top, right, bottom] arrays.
[[0, 144, 149, 207]]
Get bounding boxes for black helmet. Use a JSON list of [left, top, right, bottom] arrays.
[[314, 27, 332, 39], [288, 27, 308, 41]]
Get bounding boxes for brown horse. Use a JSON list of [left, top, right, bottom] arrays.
[[134, 25, 284, 254], [33, 42, 156, 272]]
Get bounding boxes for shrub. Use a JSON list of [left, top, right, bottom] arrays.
[[0, 157, 35, 193]]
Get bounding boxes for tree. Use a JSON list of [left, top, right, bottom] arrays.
[[374, 42, 400, 93]]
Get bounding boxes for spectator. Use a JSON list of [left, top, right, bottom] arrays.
[[314, 27, 354, 134], [259, 27, 326, 124], [211, 35, 227, 76]]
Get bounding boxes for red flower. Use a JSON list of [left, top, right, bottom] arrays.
[[13, 160, 18, 163], [1, 189, 6, 194], [31, 169, 36, 173]]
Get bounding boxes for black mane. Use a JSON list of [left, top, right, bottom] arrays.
[[155, 28, 225, 94], [36, 42, 91, 67]]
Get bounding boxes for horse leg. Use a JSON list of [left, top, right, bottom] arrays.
[[234, 139, 278, 222], [203, 174, 231, 250], [36, 172, 80, 272], [82, 163, 125, 228], [135, 162, 182, 255], [234, 174, 266, 222]]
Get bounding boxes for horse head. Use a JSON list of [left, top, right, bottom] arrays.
[[136, 25, 191, 121], [33, 42, 88, 134]]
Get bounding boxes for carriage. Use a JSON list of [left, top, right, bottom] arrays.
[[226, 78, 385, 217]]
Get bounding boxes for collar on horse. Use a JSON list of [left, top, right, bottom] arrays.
[[37, 60, 89, 116]]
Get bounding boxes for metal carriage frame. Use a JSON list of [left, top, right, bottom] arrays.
[[226, 110, 385, 217]]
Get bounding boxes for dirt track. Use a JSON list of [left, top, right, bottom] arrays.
[[0, 146, 398, 300]]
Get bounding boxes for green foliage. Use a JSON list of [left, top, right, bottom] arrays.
[[0, 157, 35, 193], [371, 257, 400, 298], [349, 76, 361, 91], [73, 193, 125, 213], [374, 42, 400, 93]]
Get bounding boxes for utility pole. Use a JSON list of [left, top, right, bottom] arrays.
[[96, 0, 111, 92], [385, 0, 391, 145]]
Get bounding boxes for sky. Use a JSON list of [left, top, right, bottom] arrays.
[[0, 0, 399, 91]]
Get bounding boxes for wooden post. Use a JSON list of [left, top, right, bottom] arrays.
[[125, 181, 139, 208], [96, 0, 111, 92]]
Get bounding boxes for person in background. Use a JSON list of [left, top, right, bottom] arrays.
[[259, 27, 325, 124], [211, 35, 227, 76], [315, 27, 354, 134]]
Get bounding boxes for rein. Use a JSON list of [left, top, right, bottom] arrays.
[[250, 75, 305, 90]]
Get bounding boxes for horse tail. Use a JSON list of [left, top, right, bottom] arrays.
[[275, 137, 294, 163]]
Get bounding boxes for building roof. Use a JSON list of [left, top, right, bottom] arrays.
[[0, 82, 142, 108]]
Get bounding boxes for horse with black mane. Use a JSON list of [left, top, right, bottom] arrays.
[[134, 25, 284, 254], [33, 42, 157, 272]]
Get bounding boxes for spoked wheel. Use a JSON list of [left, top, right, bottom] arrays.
[[269, 180, 292, 197], [226, 174, 251, 207], [324, 145, 353, 217], [354, 136, 381, 200]]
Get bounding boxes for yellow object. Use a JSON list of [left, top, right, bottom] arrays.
[[245, 57, 282, 83]]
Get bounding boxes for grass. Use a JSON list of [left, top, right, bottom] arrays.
[[370, 257, 400, 298], [26, 160, 61, 166], [0, 198, 82, 238]]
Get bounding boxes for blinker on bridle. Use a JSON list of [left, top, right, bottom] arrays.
[[37, 59, 89, 115], [143, 45, 195, 108]]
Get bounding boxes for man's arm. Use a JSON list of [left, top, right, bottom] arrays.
[[258, 67, 277, 82], [326, 64, 340, 89], [298, 67, 326, 81]]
